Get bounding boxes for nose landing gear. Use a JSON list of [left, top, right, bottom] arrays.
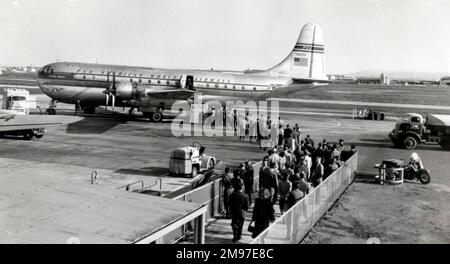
[[45, 99, 57, 115]]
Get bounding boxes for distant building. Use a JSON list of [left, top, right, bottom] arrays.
[[441, 76, 450, 86], [357, 77, 381, 84], [327, 74, 357, 83], [380, 73, 390, 85], [23, 66, 37, 73]]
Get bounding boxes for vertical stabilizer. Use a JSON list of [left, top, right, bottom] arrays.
[[265, 23, 327, 82]]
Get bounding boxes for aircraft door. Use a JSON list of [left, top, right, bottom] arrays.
[[180, 75, 195, 91]]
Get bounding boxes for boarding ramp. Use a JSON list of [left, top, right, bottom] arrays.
[[165, 162, 262, 243]]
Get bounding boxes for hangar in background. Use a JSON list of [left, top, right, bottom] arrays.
[[440, 76, 450, 86]]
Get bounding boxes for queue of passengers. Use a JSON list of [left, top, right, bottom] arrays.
[[221, 134, 357, 242]]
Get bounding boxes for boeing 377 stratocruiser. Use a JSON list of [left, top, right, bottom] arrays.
[[37, 23, 327, 122]]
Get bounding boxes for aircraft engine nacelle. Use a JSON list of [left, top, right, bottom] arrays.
[[116, 82, 137, 100]]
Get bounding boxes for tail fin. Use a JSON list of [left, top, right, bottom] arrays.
[[265, 23, 327, 82]]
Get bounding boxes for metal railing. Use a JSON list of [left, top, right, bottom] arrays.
[[167, 161, 262, 243], [173, 161, 262, 220], [250, 152, 358, 244]]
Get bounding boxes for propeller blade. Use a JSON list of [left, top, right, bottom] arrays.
[[112, 72, 116, 94], [112, 95, 115, 111], [106, 71, 110, 88]]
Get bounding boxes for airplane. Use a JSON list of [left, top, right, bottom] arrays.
[[36, 23, 328, 122]]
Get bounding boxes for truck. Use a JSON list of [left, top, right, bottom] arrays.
[[2, 88, 37, 114], [389, 113, 450, 150]]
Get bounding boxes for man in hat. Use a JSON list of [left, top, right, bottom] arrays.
[[311, 156, 324, 186], [229, 178, 249, 242]]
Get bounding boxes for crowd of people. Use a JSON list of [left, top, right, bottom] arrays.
[[221, 130, 358, 242]]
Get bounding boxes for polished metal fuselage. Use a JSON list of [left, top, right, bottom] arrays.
[[36, 62, 293, 108]]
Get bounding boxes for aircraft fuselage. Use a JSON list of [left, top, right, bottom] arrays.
[[37, 62, 292, 109]]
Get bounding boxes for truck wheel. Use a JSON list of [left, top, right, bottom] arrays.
[[35, 134, 44, 139], [403, 136, 417, 150], [150, 112, 163, 122], [191, 166, 198, 178]]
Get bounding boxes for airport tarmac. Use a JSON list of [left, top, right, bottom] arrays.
[[1, 83, 450, 243]]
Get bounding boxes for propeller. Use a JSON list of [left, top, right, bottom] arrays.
[[103, 71, 117, 110]]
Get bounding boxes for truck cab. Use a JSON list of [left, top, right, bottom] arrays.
[[2, 89, 36, 114], [389, 113, 450, 150], [389, 113, 426, 149], [5, 95, 28, 114]]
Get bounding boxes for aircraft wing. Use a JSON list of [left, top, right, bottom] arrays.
[[0, 111, 82, 132]]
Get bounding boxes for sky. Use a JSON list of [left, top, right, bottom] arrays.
[[0, 0, 449, 74]]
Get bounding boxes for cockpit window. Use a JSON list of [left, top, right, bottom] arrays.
[[38, 66, 54, 76]]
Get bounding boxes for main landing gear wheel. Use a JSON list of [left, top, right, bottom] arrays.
[[45, 109, 56, 115], [82, 105, 96, 114], [150, 112, 163, 122]]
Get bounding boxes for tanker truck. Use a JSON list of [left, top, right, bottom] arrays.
[[389, 113, 450, 150]]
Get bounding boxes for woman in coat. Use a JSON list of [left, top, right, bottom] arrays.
[[251, 188, 275, 238]]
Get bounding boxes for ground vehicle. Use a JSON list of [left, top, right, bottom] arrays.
[[389, 113, 450, 150], [2, 88, 36, 114], [169, 143, 216, 177], [375, 159, 431, 185], [0, 128, 45, 140], [404, 166, 431, 185]]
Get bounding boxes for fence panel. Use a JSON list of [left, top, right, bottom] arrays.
[[251, 153, 358, 244]]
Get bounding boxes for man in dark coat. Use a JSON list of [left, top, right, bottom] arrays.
[[259, 162, 279, 205], [221, 167, 234, 218], [229, 179, 249, 242], [251, 189, 275, 238], [242, 161, 254, 206], [284, 124, 293, 147], [305, 135, 315, 148]]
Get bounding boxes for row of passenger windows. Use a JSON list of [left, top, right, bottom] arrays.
[[76, 69, 266, 90], [81, 74, 176, 85], [79, 74, 263, 90], [76, 69, 235, 83]]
